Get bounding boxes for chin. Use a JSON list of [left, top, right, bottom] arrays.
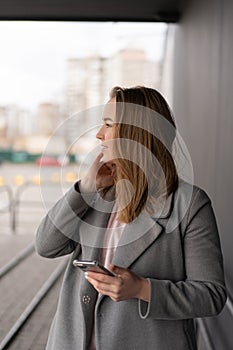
[[103, 152, 114, 163], [102, 154, 110, 163]]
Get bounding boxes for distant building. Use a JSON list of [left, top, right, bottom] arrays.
[[0, 105, 33, 148], [65, 57, 109, 115], [64, 49, 161, 147], [113, 49, 160, 88], [37, 103, 61, 136], [65, 50, 160, 116], [64, 57, 110, 146], [0, 107, 7, 138]]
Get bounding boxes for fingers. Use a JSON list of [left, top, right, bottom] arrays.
[[94, 153, 115, 178], [85, 271, 117, 285], [89, 152, 104, 175], [95, 152, 104, 166], [85, 271, 123, 299], [110, 264, 127, 275], [85, 265, 146, 301]]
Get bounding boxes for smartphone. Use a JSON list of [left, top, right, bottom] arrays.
[[73, 259, 116, 276]]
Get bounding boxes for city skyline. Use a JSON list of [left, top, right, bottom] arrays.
[[0, 21, 167, 112], [0, 47, 163, 154]]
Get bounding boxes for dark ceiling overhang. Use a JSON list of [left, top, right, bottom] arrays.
[[0, 0, 185, 22]]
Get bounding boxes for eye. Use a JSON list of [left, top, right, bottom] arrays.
[[102, 118, 114, 128], [105, 123, 113, 128]]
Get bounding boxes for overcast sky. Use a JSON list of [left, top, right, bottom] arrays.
[[0, 21, 167, 111]]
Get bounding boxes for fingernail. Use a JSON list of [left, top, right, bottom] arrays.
[[84, 272, 89, 279]]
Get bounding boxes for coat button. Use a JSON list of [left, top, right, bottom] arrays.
[[82, 295, 91, 304]]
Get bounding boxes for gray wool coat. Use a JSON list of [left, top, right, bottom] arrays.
[[35, 179, 227, 350]]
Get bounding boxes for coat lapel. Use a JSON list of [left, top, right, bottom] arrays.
[[111, 191, 174, 268], [111, 213, 163, 268]]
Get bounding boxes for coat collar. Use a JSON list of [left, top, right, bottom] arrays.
[[151, 191, 174, 219], [82, 185, 175, 268], [100, 184, 175, 219]]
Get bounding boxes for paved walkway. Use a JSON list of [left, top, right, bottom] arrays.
[[0, 234, 65, 350], [7, 276, 63, 350], [0, 234, 34, 267]]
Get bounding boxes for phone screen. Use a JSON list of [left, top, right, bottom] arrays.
[[73, 260, 115, 276]]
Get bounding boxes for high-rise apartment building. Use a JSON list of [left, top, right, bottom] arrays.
[[64, 56, 112, 147], [64, 49, 161, 150]]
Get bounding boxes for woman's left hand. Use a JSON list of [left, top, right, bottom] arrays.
[[85, 264, 150, 302]]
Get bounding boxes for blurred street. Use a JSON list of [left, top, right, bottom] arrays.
[[0, 163, 79, 235]]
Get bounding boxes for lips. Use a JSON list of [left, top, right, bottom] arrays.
[[101, 144, 108, 151]]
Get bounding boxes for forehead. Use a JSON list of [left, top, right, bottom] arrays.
[[102, 97, 116, 120]]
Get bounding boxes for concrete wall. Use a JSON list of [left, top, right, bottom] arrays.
[[173, 0, 233, 347]]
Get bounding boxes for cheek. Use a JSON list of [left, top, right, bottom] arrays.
[[106, 129, 114, 140]]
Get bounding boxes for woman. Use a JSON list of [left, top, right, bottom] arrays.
[[36, 86, 226, 350]]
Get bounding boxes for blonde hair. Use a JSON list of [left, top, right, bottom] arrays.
[[109, 86, 178, 223]]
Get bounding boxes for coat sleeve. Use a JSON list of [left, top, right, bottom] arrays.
[[35, 181, 96, 258], [138, 188, 227, 320]]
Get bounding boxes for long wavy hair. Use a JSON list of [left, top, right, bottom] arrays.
[[109, 86, 178, 223]]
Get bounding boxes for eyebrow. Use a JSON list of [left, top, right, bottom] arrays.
[[103, 117, 114, 122]]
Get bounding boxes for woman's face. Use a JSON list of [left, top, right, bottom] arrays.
[[96, 97, 116, 162]]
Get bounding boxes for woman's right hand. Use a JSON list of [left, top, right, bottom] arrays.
[[80, 153, 115, 193]]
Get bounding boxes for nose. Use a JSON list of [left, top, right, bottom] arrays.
[[96, 125, 104, 140]]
